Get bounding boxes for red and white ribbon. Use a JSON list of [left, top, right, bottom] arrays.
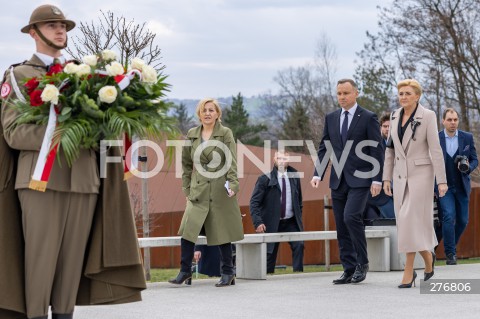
[[29, 79, 68, 192], [29, 103, 59, 191], [96, 69, 142, 91], [123, 134, 139, 180], [115, 69, 142, 90], [116, 69, 142, 179]]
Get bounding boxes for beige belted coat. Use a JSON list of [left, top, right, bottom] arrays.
[[383, 104, 447, 252]]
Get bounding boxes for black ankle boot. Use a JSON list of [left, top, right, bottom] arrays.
[[52, 314, 73, 319], [215, 274, 235, 287], [168, 271, 192, 285]]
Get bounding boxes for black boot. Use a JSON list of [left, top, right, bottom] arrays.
[[52, 314, 73, 319], [168, 271, 192, 285], [168, 238, 195, 285], [215, 274, 235, 287], [218, 243, 235, 277]]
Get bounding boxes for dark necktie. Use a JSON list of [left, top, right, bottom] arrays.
[[341, 110, 349, 145], [53, 58, 61, 65], [281, 175, 286, 219]]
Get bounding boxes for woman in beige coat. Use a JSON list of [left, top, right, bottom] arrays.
[[169, 98, 244, 287], [383, 79, 448, 288]]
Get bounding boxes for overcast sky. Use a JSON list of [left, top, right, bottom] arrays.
[[0, 0, 387, 99]]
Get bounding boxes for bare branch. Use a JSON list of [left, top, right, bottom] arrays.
[[66, 10, 165, 73]]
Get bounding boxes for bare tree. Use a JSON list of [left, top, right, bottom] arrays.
[[257, 91, 288, 146], [66, 11, 165, 72], [66, 11, 171, 280], [355, 0, 480, 130], [260, 34, 339, 152], [129, 182, 162, 281], [273, 65, 321, 152], [314, 33, 338, 107]]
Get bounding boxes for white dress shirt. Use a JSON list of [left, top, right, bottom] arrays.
[[339, 103, 358, 134], [34, 52, 66, 65], [444, 129, 459, 158]]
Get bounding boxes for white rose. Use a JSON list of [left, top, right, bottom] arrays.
[[82, 55, 98, 66], [141, 65, 157, 83], [105, 62, 125, 76], [101, 50, 117, 61], [98, 86, 118, 104], [41, 84, 60, 104], [75, 64, 91, 77], [63, 62, 79, 74], [130, 57, 145, 70]]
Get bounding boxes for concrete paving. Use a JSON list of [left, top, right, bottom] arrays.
[[73, 263, 480, 319]]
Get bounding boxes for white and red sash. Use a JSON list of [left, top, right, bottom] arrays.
[[123, 134, 139, 180], [28, 103, 59, 191]]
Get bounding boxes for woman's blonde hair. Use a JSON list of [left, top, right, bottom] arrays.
[[195, 98, 222, 122], [397, 79, 423, 96]]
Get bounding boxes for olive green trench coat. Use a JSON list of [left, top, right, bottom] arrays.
[[179, 121, 244, 245]]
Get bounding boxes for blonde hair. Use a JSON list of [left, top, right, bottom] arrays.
[[195, 98, 222, 122], [397, 79, 423, 96]]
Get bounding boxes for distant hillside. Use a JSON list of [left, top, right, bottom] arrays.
[[167, 96, 265, 119]]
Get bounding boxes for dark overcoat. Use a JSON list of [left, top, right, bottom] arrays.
[[249, 166, 303, 253]]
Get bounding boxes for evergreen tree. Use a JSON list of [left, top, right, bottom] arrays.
[[172, 102, 195, 135], [279, 102, 311, 153], [223, 93, 266, 146]]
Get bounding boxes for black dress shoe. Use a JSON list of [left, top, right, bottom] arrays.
[[168, 271, 192, 285], [215, 274, 235, 287], [351, 264, 369, 283], [52, 314, 73, 319], [333, 271, 354, 284], [446, 253, 457, 265], [398, 270, 417, 288]]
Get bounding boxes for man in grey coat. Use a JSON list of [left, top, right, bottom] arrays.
[[250, 151, 304, 273]]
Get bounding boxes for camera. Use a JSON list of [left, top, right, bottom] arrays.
[[454, 155, 469, 173]]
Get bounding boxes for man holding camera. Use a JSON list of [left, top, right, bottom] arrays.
[[438, 108, 478, 265]]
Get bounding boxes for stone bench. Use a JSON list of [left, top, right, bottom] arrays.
[[234, 230, 390, 279], [138, 229, 390, 280]]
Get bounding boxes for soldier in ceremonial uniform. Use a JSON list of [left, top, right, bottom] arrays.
[[0, 5, 146, 319]]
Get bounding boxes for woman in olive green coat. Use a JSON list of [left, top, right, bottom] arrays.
[[169, 98, 244, 287]]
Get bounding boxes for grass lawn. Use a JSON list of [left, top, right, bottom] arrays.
[[148, 257, 480, 283]]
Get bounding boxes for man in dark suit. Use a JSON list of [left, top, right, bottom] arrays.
[[250, 151, 304, 274], [438, 108, 478, 265], [379, 112, 391, 148], [311, 79, 383, 284]]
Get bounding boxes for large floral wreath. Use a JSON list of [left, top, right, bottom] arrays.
[[11, 49, 176, 168]]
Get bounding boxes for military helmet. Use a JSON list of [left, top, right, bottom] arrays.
[[21, 5, 75, 33]]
